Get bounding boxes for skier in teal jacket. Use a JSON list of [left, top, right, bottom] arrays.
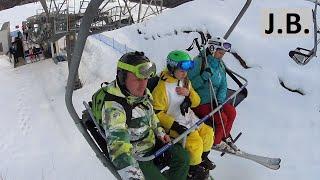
[[188, 37, 238, 152], [187, 49, 227, 105]]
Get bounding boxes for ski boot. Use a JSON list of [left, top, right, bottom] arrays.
[[213, 140, 235, 153], [200, 151, 216, 170], [224, 137, 239, 152], [187, 165, 209, 180]]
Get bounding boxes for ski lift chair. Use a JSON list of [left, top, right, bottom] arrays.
[[65, 1, 251, 179], [289, 47, 316, 65], [80, 69, 248, 179], [289, 0, 320, 65]]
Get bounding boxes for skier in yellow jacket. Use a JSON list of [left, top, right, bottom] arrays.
[[152, 50, 215, 179]]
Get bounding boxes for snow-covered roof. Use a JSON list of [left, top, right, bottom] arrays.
[[0, 0, 38, 11]]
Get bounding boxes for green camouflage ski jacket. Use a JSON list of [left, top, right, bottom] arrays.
[[101, 80, 165, 170]]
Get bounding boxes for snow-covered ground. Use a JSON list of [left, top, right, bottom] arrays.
[[0, 0, 319, 179]]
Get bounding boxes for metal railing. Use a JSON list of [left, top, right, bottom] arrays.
[[92, 33, 134, 54]]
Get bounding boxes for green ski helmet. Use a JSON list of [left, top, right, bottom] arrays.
[[117, 51, 156, 84], [166, 50, 194, 74]]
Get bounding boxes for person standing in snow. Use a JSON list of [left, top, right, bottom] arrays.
[[102, 51, 190, 180], [188, 37, 238, 152], [28, 47, 35, 63], [7, 42, 17, 63], [22, 24, 28, 42], [152, 50, 215, 179]]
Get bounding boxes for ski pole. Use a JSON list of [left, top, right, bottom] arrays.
[[202, 45, 227, 139], [209, 78, 228, 139]]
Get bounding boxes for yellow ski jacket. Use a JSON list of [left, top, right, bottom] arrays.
[[152, 70, 200, 135]]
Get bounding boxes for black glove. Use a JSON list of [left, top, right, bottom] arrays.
[[171, 121, 188, 134], [204, 118, 214, 128], [201, 67, 213, 81], [180, 96, 191, 116]]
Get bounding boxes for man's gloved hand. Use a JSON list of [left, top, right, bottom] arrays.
[[171, 121, 188, 135], [158, 133, 171, 144], [180, 96, 191, 116], [201, 67, 213, 81]]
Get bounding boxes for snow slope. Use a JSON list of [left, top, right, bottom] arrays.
[[0, 2, 42, 30], [1, 0, 320, 179]]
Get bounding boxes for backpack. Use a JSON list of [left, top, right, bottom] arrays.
[[91, 82, 134, 126], [91, 82, 109, 125]]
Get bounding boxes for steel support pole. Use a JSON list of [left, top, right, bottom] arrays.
[[313, 1, 318, 56], [39, 0, 50, 19], [65, 0, 121, 179], [224, 0, 252, 39]]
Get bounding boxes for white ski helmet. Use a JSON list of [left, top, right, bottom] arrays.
[[206, 36, 231, 54]]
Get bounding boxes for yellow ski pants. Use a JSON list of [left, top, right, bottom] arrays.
[[170, 123, 214, 165]]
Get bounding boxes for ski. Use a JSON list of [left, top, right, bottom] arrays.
[[212, 147, 281, 170]]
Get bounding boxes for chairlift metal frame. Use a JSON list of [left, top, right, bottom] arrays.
[[289, 0, 320, 65], [64, 0, 251, 179]]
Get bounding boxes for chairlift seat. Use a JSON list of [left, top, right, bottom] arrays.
[[289, 47, 314, 65]]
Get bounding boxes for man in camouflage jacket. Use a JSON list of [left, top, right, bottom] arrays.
[[102, 51, 190, 180]]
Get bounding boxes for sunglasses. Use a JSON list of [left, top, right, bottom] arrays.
[[117, 61, 156, 79]]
